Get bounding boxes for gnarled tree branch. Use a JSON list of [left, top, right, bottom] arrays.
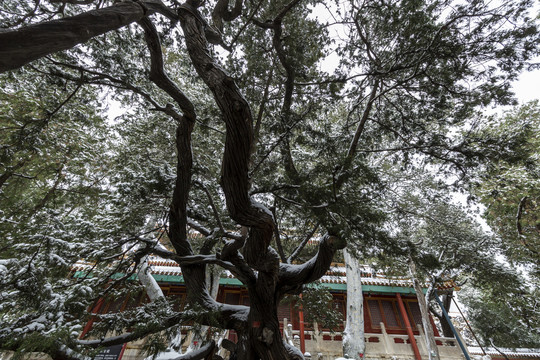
[[0, 1, 174, 72], [277, 234, 345, 293], [138, 17, 196, 122]]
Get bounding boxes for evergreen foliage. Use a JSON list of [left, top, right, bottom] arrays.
[[0, 0, 539, 358]]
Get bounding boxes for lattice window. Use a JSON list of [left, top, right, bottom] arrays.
[[368, 299, 383, 327], [277, 302, 291, 322], [381, 300, 400, 328], [224, 291, 240, 305], [407, 301, 423, 329]]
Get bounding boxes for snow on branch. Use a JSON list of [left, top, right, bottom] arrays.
[[187, 218, 212, 237], [137, 240, 253, 285], [78, 311, 193, 348]]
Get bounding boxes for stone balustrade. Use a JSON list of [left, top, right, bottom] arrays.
[[281, 319, 467, 360]]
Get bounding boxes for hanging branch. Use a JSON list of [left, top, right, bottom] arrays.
[[194, 180, 226, 234]]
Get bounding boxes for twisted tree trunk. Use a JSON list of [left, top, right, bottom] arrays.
[[1, 2, 345, 359]]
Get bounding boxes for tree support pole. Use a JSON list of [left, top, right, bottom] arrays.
[[396, 293, 422, 360], [434, 292, 471, 360], [451, 296, 486, 355]]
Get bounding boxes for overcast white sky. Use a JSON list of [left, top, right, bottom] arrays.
[[513, 66, 540, 103]]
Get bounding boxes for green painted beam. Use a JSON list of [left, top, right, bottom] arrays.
[[362, 284, 423, 294], [311, 283, 347, 291], [73, 271, 426, 294], [309, 283, 424, 294], [219, 278, 243, 286], [153, 274, 183, 282]]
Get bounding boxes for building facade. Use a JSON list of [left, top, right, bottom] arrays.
[[75, 256, 470, 360]]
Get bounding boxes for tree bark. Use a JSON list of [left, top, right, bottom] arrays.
[[176, 5, 343, 358], [409, 261, 440, 360], [137, 255, 165, 301], [343, 249, 365, 359], [178, 6, 288, 359], [0, 2, 154, 72]]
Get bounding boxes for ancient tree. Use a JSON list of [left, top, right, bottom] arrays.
[[0, 0, 538, 359]]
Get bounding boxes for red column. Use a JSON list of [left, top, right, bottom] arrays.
[[396, 293, 422, 360], [80, 298, 105, 339], [299, 294, 306, 354], [118, 343, 127, 360], [430, 315, 441, 337]]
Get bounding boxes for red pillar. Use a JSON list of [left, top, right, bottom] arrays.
[[80, 298, 105, 339], [430, 315, 441, 337], [396, 293, 422, 360], [118, 343, 127, 360], [299, 294, 306, 354]]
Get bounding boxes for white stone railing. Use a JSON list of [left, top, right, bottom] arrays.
[[361, 323, 465, 360], [280, 319, 466, 360]]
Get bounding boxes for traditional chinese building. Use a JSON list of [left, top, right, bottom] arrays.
[[73, 255, 478, 360]]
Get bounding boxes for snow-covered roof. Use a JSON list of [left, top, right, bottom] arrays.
[[469, 347, 540, 359], [143, 257, 454, 289], [72, 256, 454, 289]]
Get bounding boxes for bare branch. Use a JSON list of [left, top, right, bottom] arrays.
[[229, 0, 264, 48], [77, 312, 194, 348], [515, 196, 539, 255], [344, 79, 379, 163], [45, 59, 185, 121], [187, 218, 212, 237], [139, 239, 255, 288], [275, 0, 304, 22], [287, 223, 319, 264], [195, 180, 225, 234], [251, 67, 274, 161], [271, 207, 287, 263], [0, 160, 27, 190], [47, 83, 83, 119]]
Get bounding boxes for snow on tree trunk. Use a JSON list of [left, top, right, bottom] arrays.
[[206, 264, 221, 300], [343, 249, 365, 360], [409, 260, 440, 360], [187, 265, 223, 352], [137, 255, 165, 301]]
